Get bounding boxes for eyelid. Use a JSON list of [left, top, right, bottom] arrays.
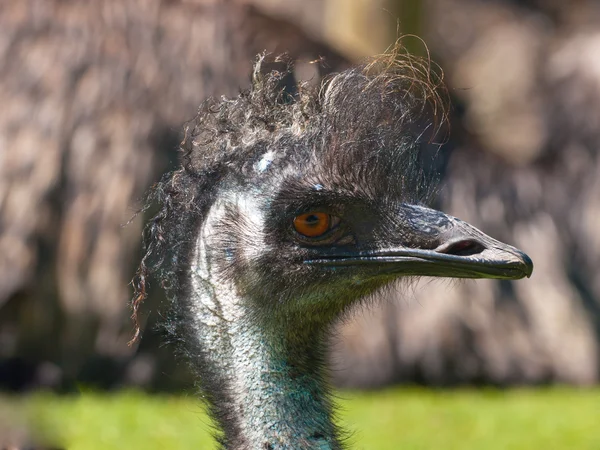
[[329, 215, 341, 228]]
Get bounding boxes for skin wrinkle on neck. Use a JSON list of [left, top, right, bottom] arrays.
[[190, 198, 339, 450]]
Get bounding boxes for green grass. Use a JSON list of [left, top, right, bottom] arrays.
[[3, 387, 600, 449]]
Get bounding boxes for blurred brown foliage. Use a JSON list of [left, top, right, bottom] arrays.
[[2, 0, 600, 391]]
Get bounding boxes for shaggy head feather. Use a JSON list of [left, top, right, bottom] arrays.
[[131, 45, 448, 341]]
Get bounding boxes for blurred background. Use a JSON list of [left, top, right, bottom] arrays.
[[2, 0, 600, 447]]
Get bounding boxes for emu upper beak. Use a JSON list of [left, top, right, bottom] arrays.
[[307, 204, 533, 280]]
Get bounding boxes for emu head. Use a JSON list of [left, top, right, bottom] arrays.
[[133, 50, 532, 338]]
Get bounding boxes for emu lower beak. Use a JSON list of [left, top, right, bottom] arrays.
[[308, 205, 533, 280]]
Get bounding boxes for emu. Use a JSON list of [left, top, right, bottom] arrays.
[[132, 48, 533, 449]]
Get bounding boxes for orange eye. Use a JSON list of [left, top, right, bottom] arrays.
[[293, 212, 331, 238]]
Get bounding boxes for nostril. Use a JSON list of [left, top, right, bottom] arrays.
[[440, 240, 486, 257]]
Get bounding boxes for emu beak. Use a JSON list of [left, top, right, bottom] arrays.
[[308, 204, 533, 280]]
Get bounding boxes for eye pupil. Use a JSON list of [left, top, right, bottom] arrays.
[[305, 215, 320, 226]]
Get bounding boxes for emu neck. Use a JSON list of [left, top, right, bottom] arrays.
[[189, 243, 341, 449]]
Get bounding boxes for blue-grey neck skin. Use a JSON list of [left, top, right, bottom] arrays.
[[189, 197, 342, 450]]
